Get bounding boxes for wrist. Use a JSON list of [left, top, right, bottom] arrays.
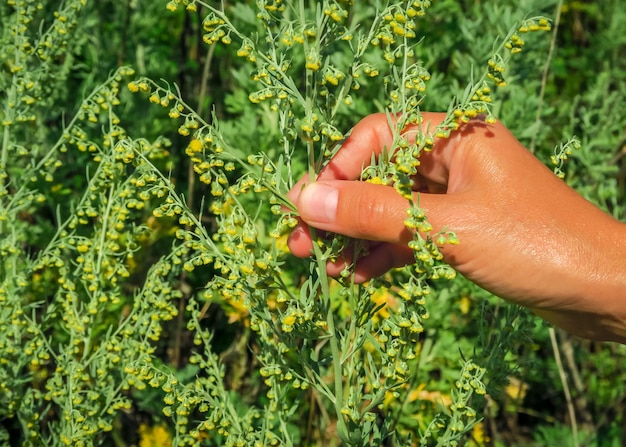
[[588, 218, 626, 342], [542, 217, 626, 343]]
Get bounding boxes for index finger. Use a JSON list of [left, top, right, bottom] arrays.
[[317, 112, 448, 181]]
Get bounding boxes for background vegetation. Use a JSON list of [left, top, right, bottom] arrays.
[[0, 0, 624, 445]]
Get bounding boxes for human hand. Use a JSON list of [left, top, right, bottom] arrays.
[[287, 112, 626, 342]]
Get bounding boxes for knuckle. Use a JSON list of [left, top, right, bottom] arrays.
[[341, 186, 406, 241]]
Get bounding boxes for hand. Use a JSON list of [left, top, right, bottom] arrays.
[[287, 112, 626, 342]]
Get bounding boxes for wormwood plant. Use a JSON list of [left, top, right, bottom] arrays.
[[125, 1, 550, 446], [0, 0, 558, 445], [0, 1, 182, 445]]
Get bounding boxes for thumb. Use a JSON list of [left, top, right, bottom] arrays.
[[294, 180, 456, 244]]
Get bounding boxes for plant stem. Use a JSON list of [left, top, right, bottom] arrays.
[[530, 0, 563, 153], [549, 327, 579, 447], [311, 234, 348, 440], [1, 120, 9, 174], [305, 124, 348, 438]]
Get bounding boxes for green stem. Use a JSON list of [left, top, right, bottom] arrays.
[[134, 150, 229, 266], [0, 61, 16, 236], [303, 113, 347, 436], [1, 120, 9, 173], [5, 68, 128, 215], [95, 185, 115, 275], [310, 233, 348, 439], [530, 1, 563, 153], [202, 1, 306, 105]]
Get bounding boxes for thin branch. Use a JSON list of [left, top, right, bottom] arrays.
[[197, 42, 216, 118], [530, 0, 564, 153], [550, 327, 579, 447]]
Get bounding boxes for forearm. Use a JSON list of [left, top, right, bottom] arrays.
[[533, 216, 626, 343]]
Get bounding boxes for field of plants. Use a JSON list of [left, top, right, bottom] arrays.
[[0, 0, 625, 446]]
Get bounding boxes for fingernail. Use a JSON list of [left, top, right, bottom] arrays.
[[299, 183, 338, 224]]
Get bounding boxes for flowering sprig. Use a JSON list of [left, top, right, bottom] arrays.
[[143, 3, 458, 446], [126, 1, 555, 445], [0, 53, 195, 444], [437, 15, 553, 134], [551, 136, 581, 179]]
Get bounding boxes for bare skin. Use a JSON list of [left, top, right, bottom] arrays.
[[287, 112, 626, 343]]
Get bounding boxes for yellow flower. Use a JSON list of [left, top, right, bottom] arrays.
[[407, 384, 452, 407], [76, 244, 90, 253], [282, 315, 296, 326], [224, 295, 250, 324], [305, 60, 320, 71], [305, 50, 321, 71], [138, 423, 172, 447], [187, 138, 202, 154], [369, 287, 399, 321], [464, 422, 489, 447], [459, 296, 471, 314], [505, 377, 528, 400]]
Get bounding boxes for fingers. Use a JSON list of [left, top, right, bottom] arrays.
[[287, 179, 463, 281], [284, 111, 496, 282], [316, 113, 394, 181], [291, 179, 463, 247], [317, 112, 449, 182], [286, 223, 313, 258], [296, 181, 413, 243], [288, 223, 416, 283], [322, 242, 415, 283], [351, 243, 415, 283]]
